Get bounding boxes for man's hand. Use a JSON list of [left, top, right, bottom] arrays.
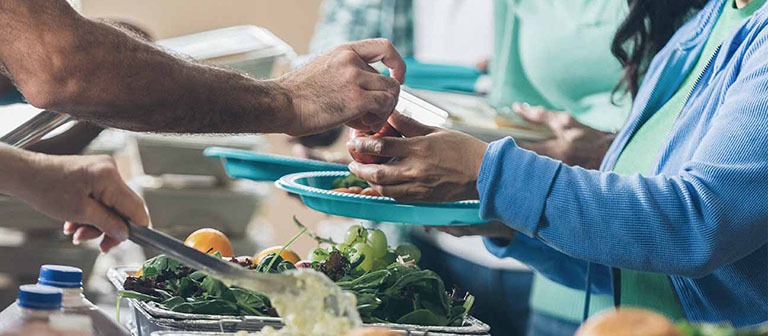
[[1, 2, 404, 136], [347, 111, 487, 202], [3, 148, 149, 252], [277, 39, 405, 136], [514, 103, 615, 169], [434, 221, 516, 239]]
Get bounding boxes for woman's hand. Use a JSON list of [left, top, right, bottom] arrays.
[[514, 103, 615, 169], [347, 112, 488, 202], [434, 221, 516, 240], [7, 150, 149, 252]]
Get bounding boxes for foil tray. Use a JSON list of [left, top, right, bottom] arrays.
[[109, 267, 491, 335]]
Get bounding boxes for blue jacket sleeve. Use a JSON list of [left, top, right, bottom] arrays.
[[478, 48, 768, 278], [482, 235, 613, 294]]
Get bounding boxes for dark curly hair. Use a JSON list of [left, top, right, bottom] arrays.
[[611, 0, 709, 98]]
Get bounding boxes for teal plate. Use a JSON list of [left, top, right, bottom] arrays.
[[275, 171, 488, 226], [204, 147, 348, 181]]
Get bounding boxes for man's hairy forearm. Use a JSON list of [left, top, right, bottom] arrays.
[[0, 144, 37, 197], [0, 0, 294, 134]]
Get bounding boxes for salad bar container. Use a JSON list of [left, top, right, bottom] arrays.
[[109, 267, 491, 335]]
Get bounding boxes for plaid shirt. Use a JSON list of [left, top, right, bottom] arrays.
[[309, 0, 414, 56]]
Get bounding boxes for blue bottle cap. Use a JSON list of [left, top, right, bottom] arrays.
[[38, 265, 83, 289], [17, 284, 62, 310]]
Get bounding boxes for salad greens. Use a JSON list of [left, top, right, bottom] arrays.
[[121, 217, 475, 326], [120, 251, 280, 317], [331, 173, 370, 189], [676, 321, 768, 336]]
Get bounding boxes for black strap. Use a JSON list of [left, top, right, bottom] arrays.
[[612, 267, 622, 307], [582, 262, 593, 321]]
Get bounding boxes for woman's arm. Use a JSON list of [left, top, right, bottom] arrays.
[[348, 44, 768, 277], [483, 235, 614, 294], [478, 46, 768, 277]]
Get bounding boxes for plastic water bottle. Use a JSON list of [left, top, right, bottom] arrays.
[[0, 284, 64, 333], [37, 265, 130, 336]]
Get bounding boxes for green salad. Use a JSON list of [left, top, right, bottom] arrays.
[[119, 217, 474, 326]]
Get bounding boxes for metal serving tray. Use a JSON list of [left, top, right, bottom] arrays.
[[151, 330, 491, 336], [109, 267, 490, 335]]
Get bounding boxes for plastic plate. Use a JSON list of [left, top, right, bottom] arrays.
[[275, 171, 488, 226], [204, 147, 347, 181]]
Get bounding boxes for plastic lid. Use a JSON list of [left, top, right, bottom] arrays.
[[38, 265, 83, 289], [17, 284, 62, 310]]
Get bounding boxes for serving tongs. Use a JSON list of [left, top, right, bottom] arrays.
[[126, 220, 301, 295], [0, 110, 305, 297], [0, 110, 74, 148]]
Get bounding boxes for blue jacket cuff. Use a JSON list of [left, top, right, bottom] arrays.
[[477, 137, 561, 237]]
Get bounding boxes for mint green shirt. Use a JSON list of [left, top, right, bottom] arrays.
[[612, 0, 767, 320], [490, 0, 629, 132], [490, 0, 629, 323]]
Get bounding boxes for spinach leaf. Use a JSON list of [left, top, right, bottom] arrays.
[[161, 296, 187, 310], [201, 276, 235, 302], [171, 299, 240, 315], [255, 254, 296, 274], [396, 309, 448, 326], [177, 277, 198, 298], [189, 271, 206, 282], [232, 288, 270, 316], [141, 254, 183, 278], [118, 290, 161, 302]]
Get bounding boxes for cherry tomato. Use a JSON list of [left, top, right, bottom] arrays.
[[361, 187, 381, 196], [295, 260, 313, 269], [348, 123, 401, 164]]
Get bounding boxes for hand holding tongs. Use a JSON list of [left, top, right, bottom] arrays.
[[0, 110, 301, 296]]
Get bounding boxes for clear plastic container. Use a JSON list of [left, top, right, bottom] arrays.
[[38, 265, 130, 336]]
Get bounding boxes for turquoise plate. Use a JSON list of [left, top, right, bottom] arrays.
[[275, 171, 488, 226], [204, 147, 348, 181]]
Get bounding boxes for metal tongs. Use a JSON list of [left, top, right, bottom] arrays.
[[1, 110, 301, 296], [126, 219, 299, 295]]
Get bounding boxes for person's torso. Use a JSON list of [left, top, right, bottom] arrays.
[[491, 0, 629, 131], [601, 0, 768, 325]]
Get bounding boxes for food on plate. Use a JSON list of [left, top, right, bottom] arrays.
[[184, 228, 235, 257], [331, 174, 383, 196], [256, 246, 301, 265], [332, 173, 370, 190], [348, 123, 402, 164], [121, 217, 474, 328]]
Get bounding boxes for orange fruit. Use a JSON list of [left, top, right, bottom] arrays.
[[576, 308, 681, 336], [255, 246, 301, 265], [184, 228, 234, 258]]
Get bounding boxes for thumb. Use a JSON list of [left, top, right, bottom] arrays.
[[388, 110, 434, 137], [80, 199, 130, 243], [514, 103, 553, 125]]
